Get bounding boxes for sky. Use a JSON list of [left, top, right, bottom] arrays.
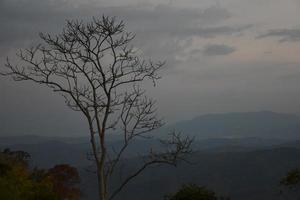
[[1, 0, 300, 136]]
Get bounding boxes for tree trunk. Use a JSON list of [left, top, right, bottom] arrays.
[[97, 170, 107, 200]]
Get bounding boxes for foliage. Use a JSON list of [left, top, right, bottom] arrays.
[[0, 149, 80, 200], [279, 169, 300, 199], [47, 164, 81, 200], [280, 169, 300, 188], [166, 184, 230, 200]]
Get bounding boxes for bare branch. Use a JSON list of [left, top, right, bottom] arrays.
[[109, 131, 193, 200], [0, 15, 192, 200]]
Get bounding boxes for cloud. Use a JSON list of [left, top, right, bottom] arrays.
[[0, 0, 81, 48], [0, 0, 253, 70], [174, 25, 252, 38], [108, 3, 232, 26], [0, 0, 238, 49], [257, 28, 300, 42], [202, 44, 236, 56]]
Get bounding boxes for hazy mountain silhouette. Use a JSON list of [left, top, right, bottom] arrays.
[[2, 111, 300, 199], [1, 136, 300, 200], [162, 111, 300, 139]]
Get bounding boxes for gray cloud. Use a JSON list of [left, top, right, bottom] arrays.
[[0, 0, 253, 72], [0, 0, 245, 50], [202, 44, 236, 56], [0, 0, 79, 49], [114, 4, 231, 24], [175, 25, 252, 38], [257, 28, 300, 42]]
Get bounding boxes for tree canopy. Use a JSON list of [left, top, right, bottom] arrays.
[[166, 184, 230, 200], [0, 149, 80, 200]]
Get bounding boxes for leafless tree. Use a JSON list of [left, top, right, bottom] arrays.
[[0, 16, 193, 200]]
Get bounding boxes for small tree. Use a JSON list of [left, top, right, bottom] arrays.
[[166, 184, 230, 200], [280, 169, 300, 188], [0, 149, 81, 200], [0, 149, 56, 200], [1, 16, 192, 200], [279, 169, 300, 199], [46, 164, 81, 200]]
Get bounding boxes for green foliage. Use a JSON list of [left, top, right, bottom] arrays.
[[0, 149, 80, 200], [279, 169, 300, 199], [166, 184, 230, 200], [280, 169, 300, 188]]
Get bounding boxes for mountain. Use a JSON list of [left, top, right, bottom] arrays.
[[1, 135, 300, 200], [2, 111, 300, 199], [162, 111, 300, 139], [2, 111, 300, 140], [115, 147, 300, 200]]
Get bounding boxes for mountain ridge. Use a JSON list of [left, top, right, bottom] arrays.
[[162, 111, 300, 139]]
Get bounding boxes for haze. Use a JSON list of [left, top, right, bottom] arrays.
[[1, 0, 300, 136]]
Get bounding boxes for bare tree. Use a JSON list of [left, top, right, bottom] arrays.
[[1, 16, 192, 200]]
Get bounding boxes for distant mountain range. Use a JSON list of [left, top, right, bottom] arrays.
[[161, 111, 300, 139], [1, 136, 300, 200], [116, 146, 300, 200], [1, 111, 300, 139], [1, 111, 300, 199]]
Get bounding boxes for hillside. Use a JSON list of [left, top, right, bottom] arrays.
[[2, 111, 300, 199], [1, 135, 300, 200]]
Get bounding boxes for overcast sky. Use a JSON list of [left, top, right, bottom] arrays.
[[1, 0, 300, 136]]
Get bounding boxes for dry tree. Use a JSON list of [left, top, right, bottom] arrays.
[[1, 16, 193, 200]]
